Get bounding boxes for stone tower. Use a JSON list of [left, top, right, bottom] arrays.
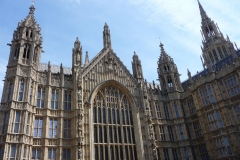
[[132, 51, 144, 82], [157, 43, 182, 94], [0, 4, 43, 159], [198, 0, 236, 69]]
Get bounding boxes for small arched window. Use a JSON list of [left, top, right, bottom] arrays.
[[23, 44, 31, 59], [26, 30, 29, 37], [14, 44, 20, 60]]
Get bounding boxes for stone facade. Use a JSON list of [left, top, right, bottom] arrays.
[[0, 2, 240, 160]]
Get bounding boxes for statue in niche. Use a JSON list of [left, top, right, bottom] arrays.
[[77, 52, 80, 62], [78, 88, 82, 101], [137, 64, 142, 77]]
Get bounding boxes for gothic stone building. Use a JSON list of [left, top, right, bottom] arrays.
[[0, 1, 240, 160]]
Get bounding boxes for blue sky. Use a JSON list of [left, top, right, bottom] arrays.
[[0, 0, 240, 97]]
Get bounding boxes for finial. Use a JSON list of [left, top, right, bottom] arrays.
[[32, 0, 35, 5], [48, 61, 51, 71], [29, 2, 35, 14], [159, 42, 166, 54], [134, 51, 136, 55], [85, 51, 89, 65]]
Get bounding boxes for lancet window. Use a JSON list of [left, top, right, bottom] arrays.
[[14, 44, 20, 60], [23, 44, 31, 59], [36, 87, 45, 108], [93, 85, 137, 160]]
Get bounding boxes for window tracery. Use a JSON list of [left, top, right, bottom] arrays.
[[93, 85, 137, 160]]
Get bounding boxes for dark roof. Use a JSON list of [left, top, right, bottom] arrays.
[[182, 50, 240, 90]]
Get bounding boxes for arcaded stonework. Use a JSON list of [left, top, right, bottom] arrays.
[[0, 2, 240, 160]]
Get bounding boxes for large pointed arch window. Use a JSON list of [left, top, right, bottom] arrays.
[[93, 85, 137, 160]]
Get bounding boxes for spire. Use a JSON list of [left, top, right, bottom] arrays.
[[197, 0, 208, 20], [160, 42, 165, 54], [159, 42, 173, 63], [74, 37, 81, 49], [103, 23, 112, 49], [85, 51, 89, 65]]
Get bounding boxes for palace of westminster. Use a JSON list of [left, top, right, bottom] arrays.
[[0, 1, 240, 160]]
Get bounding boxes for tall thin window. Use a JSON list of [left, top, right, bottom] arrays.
[[187, 98, 196, 115], [163, 148, 170, 160], [14, 44, 20, 60], [23, 44, 31, 59], [184, 147, 189, 160], [179, 124, 185, 140], [172, 148, 178, 160], [174, 103, 180, 118], [64, 91, 71, 111], [155, 101, 161, 119], [212, 49, 219, 62], [62, 148, 71, 160], [34, 118, 43, 137], [168, 126, 174, 141], [10, 145, 16, 160], [29, 86, 33, 104], [233, 103, 240, 122], [48, 148, 56, 160], [193, 121, 202, 138], [14, 111, 21, 133], [51, 89, 58, 109], [26, 113, 30, 135], [93, 86, 136, 160], [222, 46, 228, 56], [36, 87, 45, 108], [49, 119, 57, 138], [63, 119, 71, 138], [159, 126, 166, 141], [199, 144, 208, 160], [209, 51, 214, 63], [217, 47, 224, 59], [2, 112, 9, 134], [32, 148, 41, 160], [18, 80, 24, 101], [199, 85, 215, 106], [7, 83, 13, 102], [163, 103, 170, 119]]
